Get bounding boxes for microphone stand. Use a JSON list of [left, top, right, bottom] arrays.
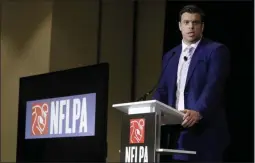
[[136, 87, 156, 101]]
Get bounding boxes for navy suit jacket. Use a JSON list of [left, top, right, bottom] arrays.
[[152, 38, 230, 162]]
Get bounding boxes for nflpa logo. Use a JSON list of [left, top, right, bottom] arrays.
[[31, 103, 49, 136], [129, 118, 145, 144]]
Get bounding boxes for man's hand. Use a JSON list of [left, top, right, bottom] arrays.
[[180, 109, 201, 128]]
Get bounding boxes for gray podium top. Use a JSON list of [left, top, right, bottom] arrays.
[[112, 100, 184, 125]]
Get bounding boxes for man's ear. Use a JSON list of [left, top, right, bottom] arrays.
[[179, 21, 181, 31], [201, 23, 204, 32]]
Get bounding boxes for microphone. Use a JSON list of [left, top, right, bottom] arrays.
[[136, 51, 176, 101], [184, 56, 188, 61]]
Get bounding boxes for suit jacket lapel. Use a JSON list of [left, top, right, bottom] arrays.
[[185, 39, 206, 86], [168, 46, 182, 107]]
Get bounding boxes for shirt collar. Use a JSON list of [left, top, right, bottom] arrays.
[[182, 39, 201, 52]]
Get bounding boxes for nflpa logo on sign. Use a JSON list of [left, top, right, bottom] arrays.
[[129, 118, 145, 144], [31, 103, 49, 136]]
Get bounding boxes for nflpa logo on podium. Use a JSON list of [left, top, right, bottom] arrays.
[[129, 118, 145, 144], [121, 114, 155, 163]]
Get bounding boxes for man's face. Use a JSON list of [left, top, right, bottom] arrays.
[[179, 12, 204, 44]]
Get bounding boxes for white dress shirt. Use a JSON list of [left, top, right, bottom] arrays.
[[176, 40, 201, 111]]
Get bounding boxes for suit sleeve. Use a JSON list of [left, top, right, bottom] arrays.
[[152, 53, 169, 104], [194, 45, 230, 121]]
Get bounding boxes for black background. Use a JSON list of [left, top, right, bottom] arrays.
[[16, 63, 109, 162], [163, 1, 254, 162]]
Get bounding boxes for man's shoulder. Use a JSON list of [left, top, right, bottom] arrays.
[[163, 44, 181, 60], [202, 38, 228, 51], [162, 38, 229, 59], [164, 38, 228, 53], [202, 38, 230, 61]]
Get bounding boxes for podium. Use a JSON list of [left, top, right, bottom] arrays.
[[112, 100, 196, 162]]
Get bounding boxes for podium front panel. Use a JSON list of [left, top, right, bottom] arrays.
[[120, 113, 157, 162]]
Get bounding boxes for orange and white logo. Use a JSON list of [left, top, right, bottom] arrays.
[[129, 118, 145, 144], [31, 103, 49, 136]]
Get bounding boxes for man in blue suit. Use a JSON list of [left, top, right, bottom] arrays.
[[153, 5, 230, 162]]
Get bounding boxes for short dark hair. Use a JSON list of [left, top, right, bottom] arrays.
[[179, 5, 205, 23]]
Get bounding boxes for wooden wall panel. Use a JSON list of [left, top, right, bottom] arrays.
[[135, 0, 166, 100], [0, 0, 166, 161], [1, 1, 53, 161], [49, 0, 99, 71], [100, 0, 133, 161]]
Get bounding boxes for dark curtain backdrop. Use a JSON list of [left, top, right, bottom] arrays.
[[162, 1, 254, 162]]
